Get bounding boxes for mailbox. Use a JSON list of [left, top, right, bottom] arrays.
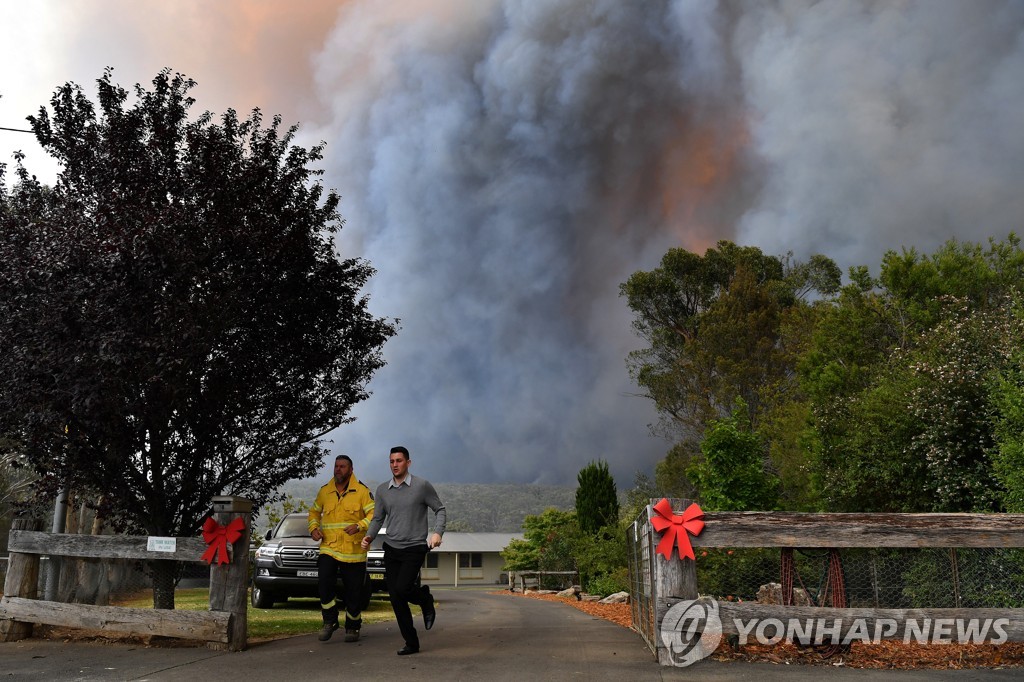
[[211, 495, 253, 513]]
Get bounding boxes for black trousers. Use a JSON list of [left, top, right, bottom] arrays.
[[317, 553, 366, 629], [383, 542, 431, 649]]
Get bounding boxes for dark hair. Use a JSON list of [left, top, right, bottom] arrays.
[[389, 446, 410, 459], [335, 454, 353, 465]]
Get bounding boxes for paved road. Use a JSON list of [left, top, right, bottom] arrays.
[[1, 589, 1020, 681]]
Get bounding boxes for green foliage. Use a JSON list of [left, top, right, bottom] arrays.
[[654, 442, 697, 499], [990, 323, 1024, 513], [801, 235, 1024, 512], [585, 568, 629, 598], [621, 241, 838, 442], [501, 506, 630, 592], [573, 524, 628, 588], [687, 403, 778, 511], [629, 235, 1024, 514], [500, 537, 539, 572], [575, 460, 620, 533], [501, 507, 580, 574]]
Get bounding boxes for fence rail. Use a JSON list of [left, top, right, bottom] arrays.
[[1, 503, 250, 649], [692, 512, 1024, 548]]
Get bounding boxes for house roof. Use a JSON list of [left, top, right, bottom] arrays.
[[434, 532, 523, 553]]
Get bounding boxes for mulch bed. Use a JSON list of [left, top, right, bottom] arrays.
[[500, 590, 1024, 670]]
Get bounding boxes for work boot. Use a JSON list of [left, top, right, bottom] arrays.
[[344, 629, 360, 642], [318, 622, 339, 641]]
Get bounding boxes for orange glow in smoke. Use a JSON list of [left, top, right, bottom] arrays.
[[658, 116, 750, 253]]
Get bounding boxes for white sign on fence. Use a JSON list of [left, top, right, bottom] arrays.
[[147, 537, 177, 553]]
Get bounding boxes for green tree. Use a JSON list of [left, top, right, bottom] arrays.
[[992, 343, 1024, 513], [622, 241, 838, 509], [500, 507, 580, 580], [621, 242, 838, 439], [802, 236, 1024, 511], [574, 460, 619, 534], [687, 402, 779, 511], [0, 70, 396, 608]]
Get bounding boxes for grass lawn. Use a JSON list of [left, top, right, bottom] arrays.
[[116, 588, 400, 640]]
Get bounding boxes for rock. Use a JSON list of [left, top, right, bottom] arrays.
[[599, 591, 630, 604], [556, 586, 581, 598], [756, 582, 813, 606], [581, 594, 602, 602]]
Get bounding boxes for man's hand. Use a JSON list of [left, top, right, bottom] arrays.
[[343, 523, 360, 535], [360, 536, 371, 550], [428, 532, 442, 549], [311, 528, 323, 542]]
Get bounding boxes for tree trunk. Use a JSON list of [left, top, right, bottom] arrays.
[[151, 559, 177, 609]]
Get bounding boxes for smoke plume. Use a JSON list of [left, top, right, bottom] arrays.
[[3, 0, 1023, 486]]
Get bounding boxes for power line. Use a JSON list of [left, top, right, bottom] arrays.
[[0, 126, 33, 133]]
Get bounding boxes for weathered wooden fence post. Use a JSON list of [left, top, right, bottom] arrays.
[[0, 518, 43, 641], [206, 496, 251, 651], [652, 498, 699, 666]]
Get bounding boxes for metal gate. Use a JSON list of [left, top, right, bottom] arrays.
[[626, 506, 657, 655]]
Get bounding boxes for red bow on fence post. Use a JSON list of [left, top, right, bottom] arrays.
[[201, 516, 245, 565], [650, 498, 705, 561]]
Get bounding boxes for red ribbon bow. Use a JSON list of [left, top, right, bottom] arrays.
[[650, 498, 705, 561], [201, 516, 245, 565]]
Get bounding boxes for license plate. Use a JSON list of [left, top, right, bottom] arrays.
[[370, 573, 384, 580], [297, 570, 318, 577]]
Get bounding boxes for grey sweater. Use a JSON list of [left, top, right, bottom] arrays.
[[366, 475, 447, 549]]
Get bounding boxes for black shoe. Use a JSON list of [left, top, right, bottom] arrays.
[[422, 604, 436, 631], [397, 645, 419, 656], [318, 622, 339, 641], [344, 629, 360, 642], [422, 589, 436, 630]]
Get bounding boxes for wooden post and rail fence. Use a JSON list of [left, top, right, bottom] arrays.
[[0, 496, 251, 650], [633, 499, 1024, 666]]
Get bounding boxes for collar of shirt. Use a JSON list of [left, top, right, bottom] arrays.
[[388, 474, 414, 489], [334, 474, 363, 497]]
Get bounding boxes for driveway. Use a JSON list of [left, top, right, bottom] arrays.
[[1, 589, 1019, 680]]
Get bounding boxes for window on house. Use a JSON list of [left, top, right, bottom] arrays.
[[425, 553, 439, 569], [458, 552, 483, 568]]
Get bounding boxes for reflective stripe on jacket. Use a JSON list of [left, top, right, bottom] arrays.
[[308, 475, 375, 562]]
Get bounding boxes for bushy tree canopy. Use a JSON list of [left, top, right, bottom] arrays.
[[0, 70, 395, 544], [625, 235, 1024, 514]]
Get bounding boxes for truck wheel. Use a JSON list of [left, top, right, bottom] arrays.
[[251, 585, 275, 609]]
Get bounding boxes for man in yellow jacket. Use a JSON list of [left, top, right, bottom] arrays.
[[308, 454, 375, 642]]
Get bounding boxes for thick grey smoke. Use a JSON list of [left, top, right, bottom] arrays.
[[5, 1, 1022, 487], [312, 0, 753, 484], [312, 0, 1024, 485], [732, 1, 1024, 263]]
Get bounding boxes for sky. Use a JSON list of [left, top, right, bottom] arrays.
[[2, 1, 1023, 488]]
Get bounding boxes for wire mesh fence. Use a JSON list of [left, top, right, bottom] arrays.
[[696, 546, 1024, 609]]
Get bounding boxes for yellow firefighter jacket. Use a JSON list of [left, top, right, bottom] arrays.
[[307, 475, 375, 563]]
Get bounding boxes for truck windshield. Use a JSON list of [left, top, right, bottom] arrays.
[[276, 516, 310, 538]]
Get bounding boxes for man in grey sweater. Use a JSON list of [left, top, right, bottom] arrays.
[[361, 445, 446, 655]]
